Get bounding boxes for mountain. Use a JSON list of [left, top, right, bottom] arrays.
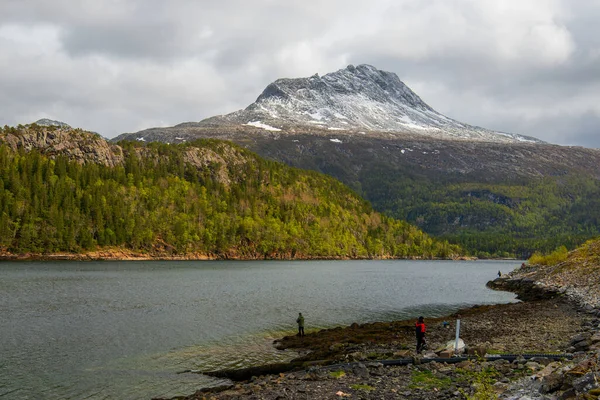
[[207, 64, 542, 143], [113, 65, 600, 257], [0, 123, 460, 259], [116, 64, 541, 144], [33, 118, 71, 129]]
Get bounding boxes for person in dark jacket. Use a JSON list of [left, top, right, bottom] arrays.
[[296, 312, 305, 337], [415, 316, 426, 353]]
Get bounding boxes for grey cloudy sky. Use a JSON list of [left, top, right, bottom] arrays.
[[1, 0, 600, 147]]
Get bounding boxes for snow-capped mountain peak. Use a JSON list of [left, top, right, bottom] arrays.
[[207, 64, 541, 143]]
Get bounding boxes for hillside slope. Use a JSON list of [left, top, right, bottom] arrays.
[[509, 239, 600, 308], [115, 123, 600, 257], [0, 124, 460, 259]]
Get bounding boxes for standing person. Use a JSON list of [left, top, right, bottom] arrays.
[[498, 270, 502, 278], [415, 316, 426, 353], [296, 312, 305, 337]]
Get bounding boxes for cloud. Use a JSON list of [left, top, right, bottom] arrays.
[[0, 0, 598, 146]]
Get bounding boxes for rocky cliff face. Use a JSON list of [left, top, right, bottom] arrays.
[[0, 125, 254, 188], [1, 125, 124, 167]]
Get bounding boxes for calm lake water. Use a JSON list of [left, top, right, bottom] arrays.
[[0, 260, 519, 399]]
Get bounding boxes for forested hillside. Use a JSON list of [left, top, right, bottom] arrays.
[[364, 170, 600, 258], [234, 132, 600, 259], [0, 125, 460, 259], [115, 124, 600, 258]]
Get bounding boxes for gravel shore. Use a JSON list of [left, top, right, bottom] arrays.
[[158, 265, 600, 400]]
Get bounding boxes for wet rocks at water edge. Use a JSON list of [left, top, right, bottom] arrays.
[[159, 299, 600, 399], [157, 258, 600, 400]]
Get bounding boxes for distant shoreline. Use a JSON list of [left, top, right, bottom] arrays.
[[0, 249, 479, 262]]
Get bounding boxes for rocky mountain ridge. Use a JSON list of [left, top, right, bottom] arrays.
[[117, 64, 541, 144]]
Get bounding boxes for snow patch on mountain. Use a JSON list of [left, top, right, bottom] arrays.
[[243, 121, 281, 131]]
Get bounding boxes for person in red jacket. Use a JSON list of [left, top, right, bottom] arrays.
[[415, 316, 427, 353]]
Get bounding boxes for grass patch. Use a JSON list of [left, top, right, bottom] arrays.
[[409, 369, 452, 390], [350, 383, 375, 391], [528, 245, 568, 266], [457, 367, 499, 400], [329, 370, 346, 379]]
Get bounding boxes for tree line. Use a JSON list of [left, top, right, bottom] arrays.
[[0, 133, 461, 259]]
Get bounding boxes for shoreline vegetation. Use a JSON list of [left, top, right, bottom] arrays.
[[158, 241, 600, 400]]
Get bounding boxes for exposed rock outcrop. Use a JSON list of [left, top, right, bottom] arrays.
[[1, 125, 124, 167]]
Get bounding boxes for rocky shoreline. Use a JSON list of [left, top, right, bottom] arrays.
[[157, 265, 600, 400]]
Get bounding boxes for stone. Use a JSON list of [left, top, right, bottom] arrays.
[[352, 363, 369, 378], [393, 350, 411, 358], [570, 333, 590, 344], [529, 357, 553, 366], [590, 332, 600, 343], [535, 362, 561, 380], [573, 340, 590, 351], [456, 361, 472, 369], [439, 350, 452, 358], [525, 361, 541, 371], [348, 352, 367, 361], [559, 388, 576, 399], [572, 372, 598, 392], [590, 342, 600, 351], [467, 345, 488, 357], [540, 373, 564, 394]]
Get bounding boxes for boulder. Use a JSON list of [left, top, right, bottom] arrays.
[[572, 372, 598, 393], [467, 345, 487, 357], [439, 350, 452, 358], [573, 340, 590, 351], [590, 332, 600, 344], [534, 362, 561, 380], [352, 363, 369, 378], [540, 373, 564, 394], [570, 333, 591, 345], [440, 338, 465, 354]]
